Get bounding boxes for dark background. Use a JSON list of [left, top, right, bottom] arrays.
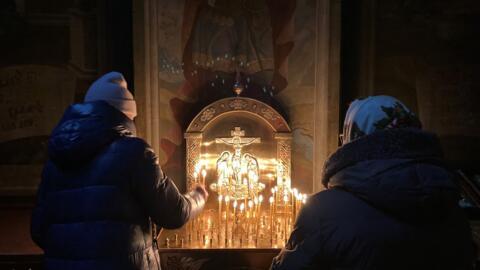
[[0, 0, 479, 264]]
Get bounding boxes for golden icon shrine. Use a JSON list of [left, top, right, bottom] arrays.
[[160, 97, 306, 249]]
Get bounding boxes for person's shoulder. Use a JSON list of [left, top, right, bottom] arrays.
[[310, 188, 347, 202], [109, 137, 155, 157], [305, 189, 359, 214]]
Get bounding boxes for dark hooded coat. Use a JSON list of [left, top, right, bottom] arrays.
[[271, 129, 474, 270], [31, 101, 192, 270]]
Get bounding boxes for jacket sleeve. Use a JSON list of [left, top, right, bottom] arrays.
[[270, 198, 326, 270], [31, 165, 50, 249], [132, 146, 204, 229]]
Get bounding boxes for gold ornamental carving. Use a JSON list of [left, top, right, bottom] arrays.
[[200, 107, 216, 122], [228, 99, 248, 110], [185, 133, 202, 189], [187, 97, 291, 133]]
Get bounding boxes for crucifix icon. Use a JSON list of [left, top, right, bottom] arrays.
[[215, 127, 261, 150], [215, 127, 261, 185]]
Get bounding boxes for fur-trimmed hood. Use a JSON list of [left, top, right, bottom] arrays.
[[322, 128, 460, 222]]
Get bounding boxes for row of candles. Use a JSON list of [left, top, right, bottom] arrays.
[[163, 184, 307, 248]]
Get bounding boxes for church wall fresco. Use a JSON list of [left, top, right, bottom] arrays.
[[155, 0, 316, 193]]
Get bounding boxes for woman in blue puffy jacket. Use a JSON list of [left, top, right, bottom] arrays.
[[31, 72, 208, 270], [271, 95, 474, 270]]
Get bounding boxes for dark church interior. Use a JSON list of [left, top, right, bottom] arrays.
[[1, 0, 480, 269]]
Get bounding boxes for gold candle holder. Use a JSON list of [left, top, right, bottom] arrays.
[[170, 158, 308, 249]]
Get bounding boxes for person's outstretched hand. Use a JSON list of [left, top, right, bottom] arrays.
[[193, 184, 209, 201]]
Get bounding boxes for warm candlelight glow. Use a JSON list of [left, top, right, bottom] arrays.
[[174, 155, 306, 248]]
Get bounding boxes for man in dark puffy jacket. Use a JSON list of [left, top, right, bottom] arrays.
[[271, 95, 474, 270], [31, 72, 208, 270]]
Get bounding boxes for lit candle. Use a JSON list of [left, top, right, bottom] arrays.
[[232, 200, 237, 246], [218, 195, 223, 245], [239, 203, 245, 247], [218, 177, 223, 195], [292, 189, 298, 218], [193, 171, 198, 185], [256, 195, 263, 246], [296, 193, 302, 218], [271, 187, 277, 216], [224, 195, 230, 247], [247, 200, 253, 246], [269, 196, 274, 246], [201, 169, 207, 186], [283, 194, 288, 244]]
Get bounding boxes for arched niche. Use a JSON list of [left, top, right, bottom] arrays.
[[184, 97, 292, 189]]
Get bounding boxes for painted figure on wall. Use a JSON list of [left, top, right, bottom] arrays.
[[174, 0, 295, 124], [190, 0, 275, 84], [159, 0, 295, 188]]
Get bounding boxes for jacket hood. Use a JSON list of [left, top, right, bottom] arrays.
[[48, 101, 136, 169], [323, 128, 460, 222]]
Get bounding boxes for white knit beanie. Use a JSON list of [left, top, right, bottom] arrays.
[[84, 71, 137, 120]]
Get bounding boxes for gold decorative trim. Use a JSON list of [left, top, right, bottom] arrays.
[[186, 97, 291, 133], [185, 133, 202, 190], [275, 133, 292, 182]]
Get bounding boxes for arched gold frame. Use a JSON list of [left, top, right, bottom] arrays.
[[185, 97, 292, 189]]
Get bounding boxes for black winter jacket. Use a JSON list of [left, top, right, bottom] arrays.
[[31, 101, 192, 270], [271, 129, 474, 270]]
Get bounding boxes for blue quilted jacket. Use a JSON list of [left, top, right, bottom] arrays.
[[31, 101, 192, 270]]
